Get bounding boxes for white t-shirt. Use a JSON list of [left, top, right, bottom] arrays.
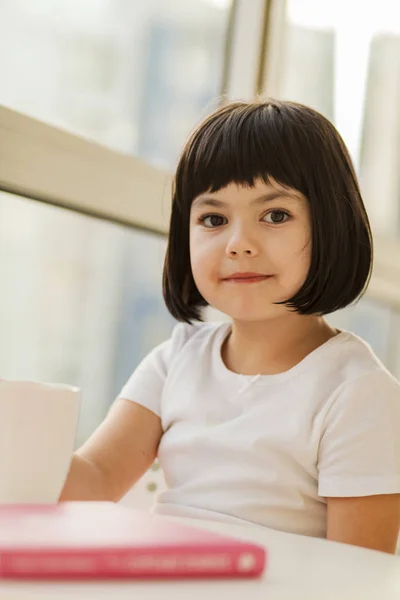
[[119, 322, 400, 538]]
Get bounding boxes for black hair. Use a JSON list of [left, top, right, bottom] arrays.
[[163, 99, 373, 323]]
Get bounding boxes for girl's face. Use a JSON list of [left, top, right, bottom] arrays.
[[189, 179, 312, 322]]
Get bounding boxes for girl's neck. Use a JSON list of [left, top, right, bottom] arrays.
[[221, 314, 338, 376]]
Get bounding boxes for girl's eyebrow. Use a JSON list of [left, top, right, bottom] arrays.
[[192, 190, 301, 209]]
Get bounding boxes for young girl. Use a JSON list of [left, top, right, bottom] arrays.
[[61, 99, 400, 554]]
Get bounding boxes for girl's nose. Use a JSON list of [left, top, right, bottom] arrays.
[[225, 227, 260, 258]]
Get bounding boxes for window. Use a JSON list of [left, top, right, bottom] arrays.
[[3, 0, 399, 447], [277, 0, 400, 238], [0, 0, 232, 169], [0, 191, 174, 444]]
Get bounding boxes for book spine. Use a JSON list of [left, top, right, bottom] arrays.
[[0, 548, 265, 579]]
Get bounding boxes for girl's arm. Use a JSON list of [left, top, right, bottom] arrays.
[[326, 494, 400, 554], [59, 398, 162, 502]]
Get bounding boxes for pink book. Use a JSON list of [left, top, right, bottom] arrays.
[[0, 502, 266, 580]]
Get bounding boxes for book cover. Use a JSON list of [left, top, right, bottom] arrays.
[[0, 502, 266, 580]]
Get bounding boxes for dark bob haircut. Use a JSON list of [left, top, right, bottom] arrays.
[[163, 99, 373, 323]]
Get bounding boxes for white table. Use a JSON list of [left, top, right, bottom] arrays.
[[1, 515, 400, 600]]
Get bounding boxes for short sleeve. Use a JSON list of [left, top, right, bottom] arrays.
[[318, 370, 400, 498], [118, 323, 191, 417]]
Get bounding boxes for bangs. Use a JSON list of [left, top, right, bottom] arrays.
[[176, 101, 309, 207]]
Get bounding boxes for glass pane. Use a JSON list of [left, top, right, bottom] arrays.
[[0, 0, 232, 169], [0, 191, 174, 446], [280, 0, 400, 238]]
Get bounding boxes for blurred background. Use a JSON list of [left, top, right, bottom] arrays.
[[1, 0, 400, 505]]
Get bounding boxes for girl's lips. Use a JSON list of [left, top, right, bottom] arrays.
[[223, 273, 272, 283]]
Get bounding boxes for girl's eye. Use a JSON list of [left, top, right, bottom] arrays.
[[200, 214, 227, 228], [262, 210, 290, 224]]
